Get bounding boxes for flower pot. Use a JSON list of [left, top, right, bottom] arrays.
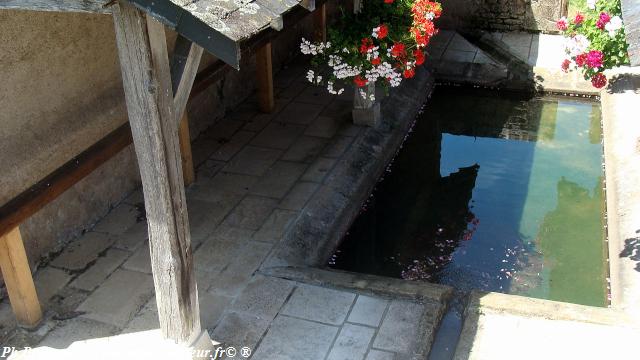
[[352, 82, 381, 127]]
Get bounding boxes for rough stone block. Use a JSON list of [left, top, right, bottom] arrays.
[[250, 121, 307, 151], [188, 173, 255, 204], [249, 161, 308, 199], [122, 242, 151, 274], [78, 269, 154, 327], [366, 350, 396, 360], [373, 300, 425, 354], [301, 157, 337, 183], [93, 203, 139, 235], [195, 159, 226, 179], [322, 136, 355, 158], [278, 182, 319, 211], [276, 101, 325, 125], [282, 136, 328, 163], [295, 85, 334, 106], [34, 267, 72, 303], [210, 130, 256, 162], [251, 315, 338, 360], [281, 285, 356, 325], [348, 295, 389, 327], [305, 115, 343, 139], [207, 241, 273, 297], [253, 209, 298, 243], [122, 297, 159, 333], [50, 232, 115, 271], [222, 146, 283, 176], [39, 318, 119, 349], [70, 248, 130, 291], [229, 275, 295, 320], [194, 227, 253, 274], [210, 311, 271, 349], [198, 292, 233, 330], [327, 323, 376, 360], [222, 196, 278, 230], [112, 221, 148, 252]]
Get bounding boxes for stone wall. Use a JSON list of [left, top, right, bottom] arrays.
[[438, 0, 567, 32], [0, 6, 319, 273]]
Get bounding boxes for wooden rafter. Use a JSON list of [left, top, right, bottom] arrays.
[[0, 0, 112, 13]]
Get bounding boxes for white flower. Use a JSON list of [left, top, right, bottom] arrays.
[[605, 16, 623, 37], [564, 34, 590, 57], [306, 69, 315, 83], [587, 0, 597, 9], [372, 26, 381, 39]]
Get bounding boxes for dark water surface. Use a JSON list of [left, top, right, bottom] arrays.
[[330, 87, 607, 307]]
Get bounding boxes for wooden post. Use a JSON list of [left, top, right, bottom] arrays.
[[314, 2, 327, 43], [178, 113, 195, 186], [256, 42, 275, 113], [112, 0, 200, 344], [0, 227, 42, 328]]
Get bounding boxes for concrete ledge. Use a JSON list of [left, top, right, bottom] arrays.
[[261, 266, 453, 304], [601, 67, 640, 322], [465, 291, 637, 328]]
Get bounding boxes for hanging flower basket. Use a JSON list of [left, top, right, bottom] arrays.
[[300, 0, 442, 126]]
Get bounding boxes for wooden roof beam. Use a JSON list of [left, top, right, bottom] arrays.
[[0, 0, 113, 13]]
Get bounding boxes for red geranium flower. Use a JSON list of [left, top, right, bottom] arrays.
[[371, 57, 381, 65], [561, 59, 571, 72], [360, 38, 374, 54], [591, 73, 607, 88], [574, 13, 584, 25], [596, 12, 611, 30], [575, 53, 587, 67], [413, 49, 425, 65], [354, 75, 368, 87], [391, 43, 406, 57], [586, 50, 604, 68], [384, 0, 394, 4], [403, 67, 416, 78], [376, 24, 389, 39], [556, 17, 568, 31]]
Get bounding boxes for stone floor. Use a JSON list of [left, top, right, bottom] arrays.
[[1, 60, 447, 360]]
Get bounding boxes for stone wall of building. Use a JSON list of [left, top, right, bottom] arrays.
[[438, 0, 567, 32]]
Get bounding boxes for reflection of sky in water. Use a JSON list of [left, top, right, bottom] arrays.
[[438, 99, 605, 305]]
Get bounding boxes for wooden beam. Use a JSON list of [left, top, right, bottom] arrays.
[[178, 113, 195, 186], [170, 35, 204, 127], [0, 0, 112, 13], [313, 2, 327, 43], [112, 0, 200, 343], [0, 123, 132, 239], [256, 42, 275, 113], [0, 227, 42, 328]]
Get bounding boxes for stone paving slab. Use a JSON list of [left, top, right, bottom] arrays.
[[69, 248, 130, 291], [77, 269, 154, 328], [50, 232, 115, 272]]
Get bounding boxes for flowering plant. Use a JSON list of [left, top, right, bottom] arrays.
[[300, 0, 442, 101], [557, 0, 630, 88]]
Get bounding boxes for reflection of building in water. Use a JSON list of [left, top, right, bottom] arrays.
[[330, 113, 479, 280], [432, 87, 559, 142]]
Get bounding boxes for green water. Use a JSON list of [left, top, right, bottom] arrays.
[[331, 87, 607, 307]]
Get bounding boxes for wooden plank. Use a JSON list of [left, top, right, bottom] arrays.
[[256, 42, 275, 113], [170, 35, 204, 127], [313, 2, 326, 43], [0, 123, 132, 239], [0, 0, 112, 13], [0, 227, 42, 328], [112, 0, 200, 343], [178, 113, 195, 186]]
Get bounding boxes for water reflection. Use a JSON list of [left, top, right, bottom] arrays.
[[330, 87, 606, 307]]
